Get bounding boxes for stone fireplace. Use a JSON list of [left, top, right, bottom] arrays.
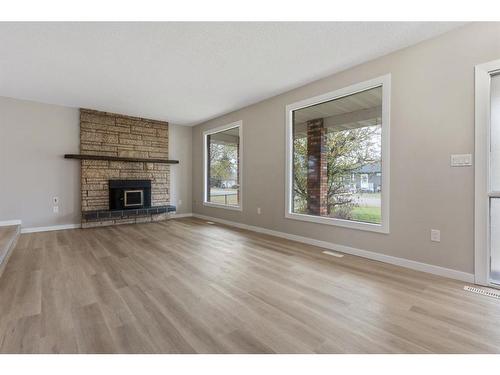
[[79, 109, 175, 228]]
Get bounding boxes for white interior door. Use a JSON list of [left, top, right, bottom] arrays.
[[475, 59, 500, 286]]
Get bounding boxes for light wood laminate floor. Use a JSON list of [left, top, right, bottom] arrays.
[[1, 218, 499, 353]]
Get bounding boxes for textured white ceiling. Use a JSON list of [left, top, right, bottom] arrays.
[[0, 22, 465, 125]]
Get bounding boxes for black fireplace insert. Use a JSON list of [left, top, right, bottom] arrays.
[[109, 180, 151, 210]]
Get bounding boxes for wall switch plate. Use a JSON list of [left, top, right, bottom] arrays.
[[178, 200, 182, 206], [257, 207, 261, 215], [450, 154, 472, 167], [53, 206, 59, 213], [431, 229, 441, 242], [53, 196, 59, 204]]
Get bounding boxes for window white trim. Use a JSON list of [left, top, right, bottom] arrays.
[[203, 120, 243, 211], [285, 74, 391, 234], [475, 59, 500, 286]]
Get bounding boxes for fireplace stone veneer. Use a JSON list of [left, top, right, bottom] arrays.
[[80, 109, 172, 228]]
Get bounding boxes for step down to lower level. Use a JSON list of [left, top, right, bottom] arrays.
[[0, 224, 21, 279]]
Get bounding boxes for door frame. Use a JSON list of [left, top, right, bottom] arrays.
[[475, 59, 500, 286]]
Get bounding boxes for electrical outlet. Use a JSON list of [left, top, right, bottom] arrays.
[[178, 200, 182, 206], [53, 206, 59, 214], [53, 196, 59, 204], [257, 207, 261, 215], [431, 229, 441, 242]]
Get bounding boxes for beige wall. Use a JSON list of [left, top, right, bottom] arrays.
[[0, 97, 193, 228], [169, 124, 193, 215], [0, 97, 81, 227], [192, 23, 500, 274]]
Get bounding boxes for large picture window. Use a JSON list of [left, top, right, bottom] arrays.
[[203, 121, 242, 210], [285, 76, 390, 233]]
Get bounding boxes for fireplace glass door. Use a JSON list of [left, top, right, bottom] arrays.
[[124, 190, 144, 208]]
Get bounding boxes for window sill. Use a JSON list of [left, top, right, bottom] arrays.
[[203, 202, 242, 211], [285, 212, 389, 234]]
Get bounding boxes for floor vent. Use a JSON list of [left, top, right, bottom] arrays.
[[322, 250, 344, 258], [464, 285, 500, 299]]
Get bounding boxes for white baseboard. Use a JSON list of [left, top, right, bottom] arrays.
[[192, 213, 474, 283], [168, 213, 193, 218], [0, 220, 22, 227], [21, 223, 82, 234]]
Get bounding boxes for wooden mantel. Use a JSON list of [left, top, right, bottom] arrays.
[[64, 154, 179, 164]]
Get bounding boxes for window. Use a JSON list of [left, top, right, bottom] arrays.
[[285, 75, 390, 233], [203, 121, 242, 210]]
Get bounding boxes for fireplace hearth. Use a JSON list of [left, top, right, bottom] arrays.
[[109, 180, 152, 210]]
